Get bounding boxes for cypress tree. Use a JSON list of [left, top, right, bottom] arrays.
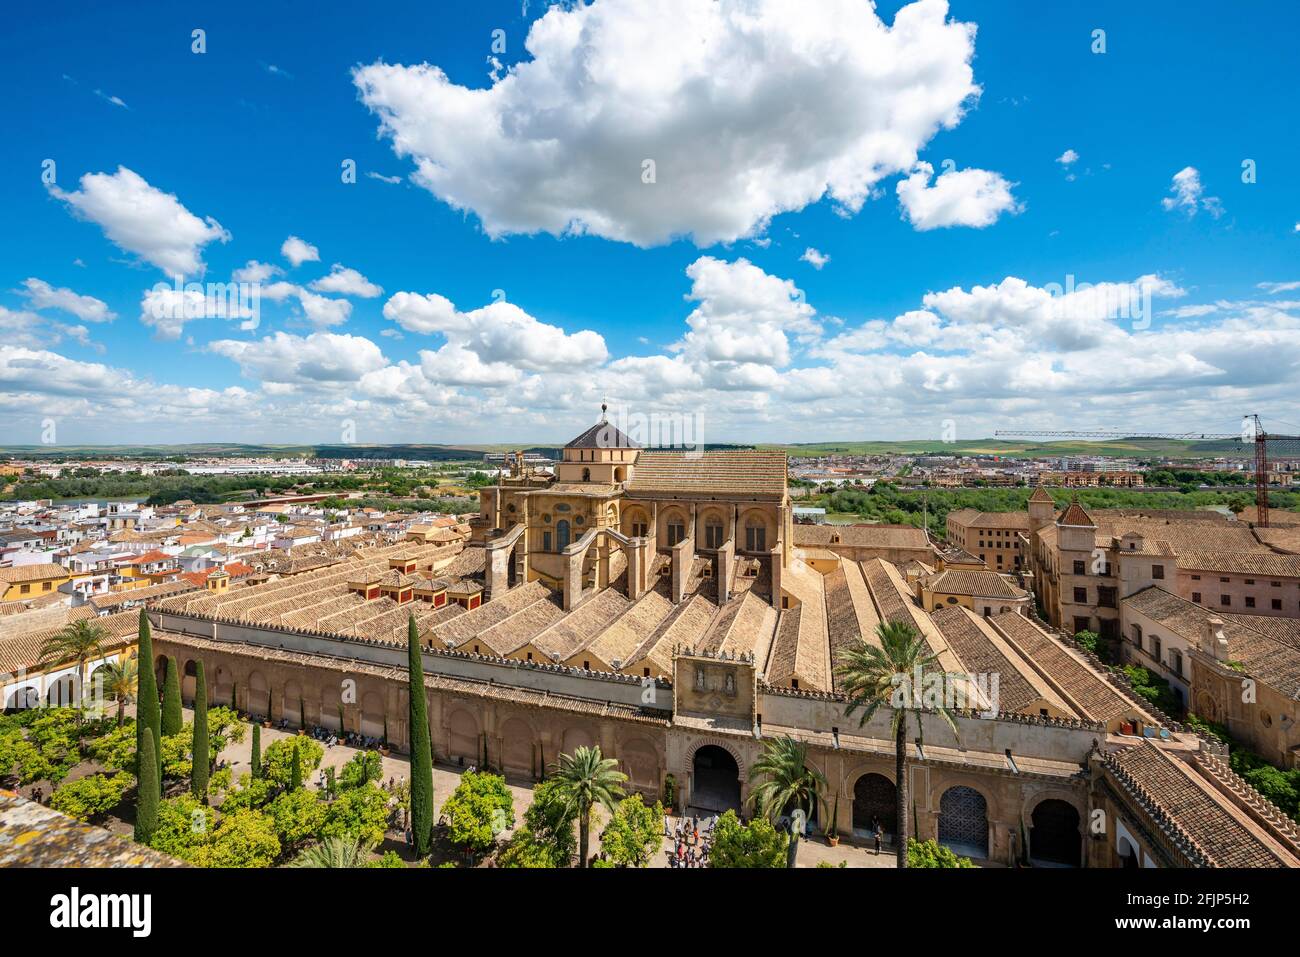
[[290, 740, 302, 791], [250, 722, 261, 779], [135, 610, 162, 784], [161, 656, 182, 737], [135, 727, 159, 843], [191, 661, 209, 800], [407, 613, 435, 856]]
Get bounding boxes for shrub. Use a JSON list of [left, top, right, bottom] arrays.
[[261, 737, 323, 786], [322, 782, 390, 846], [267, 787, 328, 848], [440, 771, 514, 854], [709, 810, 787, 868], [598, 794, 664, 867], [907, 838, 976, 868], [49, 772, 131, 822], [499, 780, 577, 868]]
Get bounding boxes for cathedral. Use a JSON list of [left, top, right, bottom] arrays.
[[473, 407, 793, 613]]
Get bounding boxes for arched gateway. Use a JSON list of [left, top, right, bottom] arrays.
[[691, 745, 741, 814]]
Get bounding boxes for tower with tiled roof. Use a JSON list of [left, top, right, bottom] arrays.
[[1028, 484, 1055, 535]]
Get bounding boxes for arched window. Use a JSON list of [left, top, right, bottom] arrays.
[[667, 518, 686, 546], [704, 519, 724, 549], [745, 519, 767, 552], [556, 519, 571, 551]]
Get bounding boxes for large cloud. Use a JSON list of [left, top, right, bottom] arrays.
[[353, 0, 984, 246], [384, 293, 607, 371], [209, 331, 387, 388], [49, 167, 229, 276], [676, 256, 819, 367], [7, 257, 1298, 444]]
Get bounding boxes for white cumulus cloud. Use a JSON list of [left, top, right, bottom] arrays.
[[281, 236, 320, 267], [49, 167, 229, 276], [353, 0, 986, 247], [309, 264, 383, 298], [896, 161, 1022, 230], [20, 278, 115, 323]]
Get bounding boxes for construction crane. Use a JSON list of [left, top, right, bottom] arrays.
[[994, 415, 1300, 528]]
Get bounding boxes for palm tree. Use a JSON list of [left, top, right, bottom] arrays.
[[289, 835, 374, 868], [550, 745, 627, 868], [99, 657, 139, 726], [835, 620, 961, 869], [37, 619, 107, 719], [747, 736, 827, 868]]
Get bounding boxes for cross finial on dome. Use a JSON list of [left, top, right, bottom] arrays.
[[600, 399, 608, 422]]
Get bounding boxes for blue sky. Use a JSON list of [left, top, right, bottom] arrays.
[[2, 0, 1298, 446]]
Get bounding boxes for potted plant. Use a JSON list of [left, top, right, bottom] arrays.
[[826, 792, 841, 847], [380, 717, 391, 757]]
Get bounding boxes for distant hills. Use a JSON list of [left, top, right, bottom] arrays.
[[0, 437, 1252, 461]]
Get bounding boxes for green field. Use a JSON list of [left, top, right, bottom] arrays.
[[0, 437, 1253, 461], [757, 437, 1250, 459]]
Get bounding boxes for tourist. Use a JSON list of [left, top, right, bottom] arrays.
[[874, 823, 883, 855]]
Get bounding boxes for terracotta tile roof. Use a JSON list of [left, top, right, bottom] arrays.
[[126, 549, 173, 564], [627, 451, 786, 498], [825, 562, 881, 691], [792, 524, 930, 550], [1223, 613, 1300, 651], [1176, 549, 1300, 578], [946, 509, 1030, 530], [1125, 586, 1300, 698], [532, 587, 631, 663], [766, 563, 829, 690], [707, 590, 774, 665], [584, 589, 675, 670], [1057, 501, 1096, 527], [473, 594, 567, 657], [90, 579, 199, 610], [0, 563, 68, 584], [1105, 742, 1300, 868], [991, 611, 1142, 726], [626, 593, 717, 676], [920, 569, 1025, 600], [0, 610, 138, 674], [1028, 486, 1055, 503], [435, 580, 553, 647], [931, 606, 1051, 714]]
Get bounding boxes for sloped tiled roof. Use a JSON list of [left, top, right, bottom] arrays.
[[1176, 549, 1300, 578], [1057, 501, 1096, 527], [0, 609, 138, 674], [1105, 742, 1300, 868], [792, 524, 929, 550], [0, 563, 68, 584], [921, 568, 1025, 600], [991, 611, 1142, 726], [931, 606, 1054, 714], [1125, 586, 1300, 698], [565, 421, 641, 449], [627, 451, 786, 498]]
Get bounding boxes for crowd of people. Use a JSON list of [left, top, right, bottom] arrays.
[[666, 813, 716, 868], [293, 720, 385, 751]]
